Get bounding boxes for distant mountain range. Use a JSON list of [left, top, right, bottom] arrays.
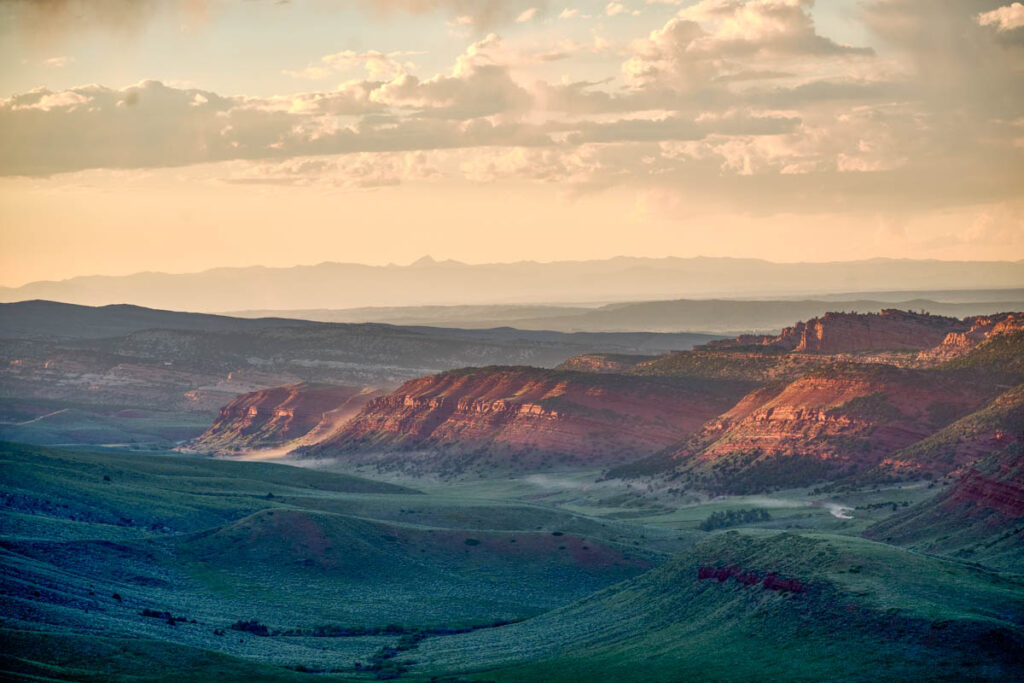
[[2, 256, 1022, 312], [231, 295, 1024, 334]]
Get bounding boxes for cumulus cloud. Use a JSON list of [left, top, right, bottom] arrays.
[[0, 79, 548, 175], [624, 0, 872, 91], [515, 7, 539, 22], [2, 0, 1020, 219], [369, 35, 532, 118], [978, 2, 1024, 31]]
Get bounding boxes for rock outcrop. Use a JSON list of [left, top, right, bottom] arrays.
[[650, 364, 989, 493], [707, 309, 966, 354], [556, 353, 657, 374], [697, 565, 806, 595], [918, 312, 1024, 362], [303, 366, 743, 474], [184, 383, 382, 456]]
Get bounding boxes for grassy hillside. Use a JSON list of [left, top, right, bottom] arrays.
[[864, 441, 1024, 571], [892, 383, 1024, 470], [628, 347, 808, 383], [0, 408, 212, 450], [408, 531, 1024, 682], [1, 443, 678, 680], [936, 330, 1024, 381]]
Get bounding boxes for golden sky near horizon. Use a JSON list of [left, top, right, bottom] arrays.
[[1, 0, 1023, 286]]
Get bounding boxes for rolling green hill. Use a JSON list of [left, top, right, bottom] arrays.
[[408, 531, 1024, 682], [1, 443, 677, 681]]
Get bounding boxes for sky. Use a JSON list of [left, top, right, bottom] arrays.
[[0, 0, 1022, 287]]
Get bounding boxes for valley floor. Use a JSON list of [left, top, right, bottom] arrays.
[[2, 444, 1021, 682]]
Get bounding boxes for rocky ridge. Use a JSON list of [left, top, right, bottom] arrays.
[[707, 309, 966, 353], [183, 383, 383, 456], [299, 366, 744, 473]]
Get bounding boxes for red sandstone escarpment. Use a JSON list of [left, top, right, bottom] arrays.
[[185, 383, 381, 455], [706, 371, 978, 461], [790, 310, 962, 353], [708, 310, 967, 354], [306, 366, 740, 468], [657, 365, 991, 491]]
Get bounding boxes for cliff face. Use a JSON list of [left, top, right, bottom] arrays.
[[305, 367, 741, 473], [185, 383, 382, 455], [661, 366, 988, 493], [788, 310, 962, 353], [708, 309, 965, 354]]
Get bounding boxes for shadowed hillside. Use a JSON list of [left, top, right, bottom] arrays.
[[405, 532, 1024, 681]]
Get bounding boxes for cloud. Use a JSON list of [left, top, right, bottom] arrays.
[[563, 111, 800, 144], [0, 77, 554, 176], [624, 0, 872, 91], [283, 50, 422, 81], [369, 35, 532, 118], [356, 0, 550, 29], [43, 56, 74, 67], [515, 7, 539, 22], [978, 2, 1024, 31], [222, 152, 441, 189], [2, 0, 189, 41], [5, 0, 553, 41], [2, 0, 1020, 222], [8, 88, 92, 111]]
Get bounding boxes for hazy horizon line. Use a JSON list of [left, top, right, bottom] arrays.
[[4, 254, 1024, 290]]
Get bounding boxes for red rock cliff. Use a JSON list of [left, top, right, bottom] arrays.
[[186, 383, 380, 455], [661, 365, 990, 490], [708, 309, 966, 354], [307, 366, 740, 468]]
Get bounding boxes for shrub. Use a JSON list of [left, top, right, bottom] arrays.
[[230, 619, 270, 637], [699, 508, 772, 531]]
